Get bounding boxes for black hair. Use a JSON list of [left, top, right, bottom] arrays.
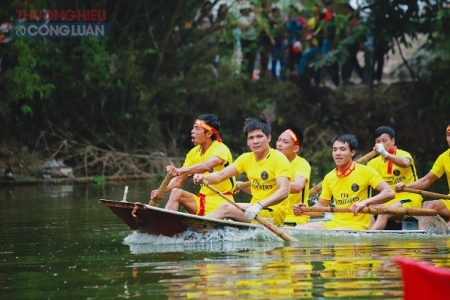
[[243, 116, 271, 137], [197, 114, 220, 140], [332, 134, 358, 151], [374, 126, 395, 139], [325, 0, 334, 7]]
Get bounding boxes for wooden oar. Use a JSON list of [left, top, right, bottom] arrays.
[[202, 179, 299, 242], [149, 173, 173, 206], [402, 187, 450, 200], [308, 150, 378, 197], [301, 206, 438, 216]]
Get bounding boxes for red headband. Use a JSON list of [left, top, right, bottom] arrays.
[[284, 129, 300, 146], [195, 119, 222, 142], [447, 125, 450, 133]]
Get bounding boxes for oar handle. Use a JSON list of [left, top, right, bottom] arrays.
[[308, 150, 378, 197], [301, 206, 438, 216], [149, 173, 173, 206], [308, 182, 323, 198], [402, 187, 450, 200], [202, 179, 299, 242]]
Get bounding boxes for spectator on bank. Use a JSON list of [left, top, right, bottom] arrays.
[[297, 10, 325, 77], [322, 0, 336, 55], [269, 5, 287, 81], [194, 1, 215, 31], [285, 5, 305, 73], [237, 2, 259, 79], [341, 3, 364, 84], [258, 0, 273, 79], [215, 4, 235, 65], [362, 34, 374, 86]]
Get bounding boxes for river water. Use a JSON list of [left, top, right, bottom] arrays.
[[1, 181, 450, 299]]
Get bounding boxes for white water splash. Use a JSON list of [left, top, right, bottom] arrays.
[[122, 224, 447, 255]]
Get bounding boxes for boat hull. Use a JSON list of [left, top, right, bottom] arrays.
[[99, 199, 429, 237], [99, 199, 257, 237]]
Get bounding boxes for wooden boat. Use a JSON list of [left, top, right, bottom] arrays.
[[99, 199, 259, 237], [395, 257, 450, 300], [99, 199, 429, 237]]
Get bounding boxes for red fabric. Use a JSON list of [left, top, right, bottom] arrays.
[[197, 193, 206, 216], [387, 146, 397, 174], [323, 11, 333, 22], [296, 16, 307, 26], [395, 257, 450, 300]]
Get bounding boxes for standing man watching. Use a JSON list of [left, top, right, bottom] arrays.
[[396, 125, 450, 227], [193, 116, 291, 226], [368, 126, 422, 230], [150, 114, 235, 216]]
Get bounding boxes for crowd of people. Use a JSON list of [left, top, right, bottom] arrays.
[[191, 0, 391, 87], [149, 112, 450, 231]]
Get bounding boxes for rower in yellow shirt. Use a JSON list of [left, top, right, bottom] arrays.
[[193, 116, 291, 226], [150, 114, 235, 216], [367, 126, 422, 230], [275, 127, 311, 226], [396, 124, 450, 228], [293, 134, 394, 230]]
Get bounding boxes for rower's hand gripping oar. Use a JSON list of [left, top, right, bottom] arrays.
[[401, 187, 450, 200], [301, 206, 439, 216], [202, 179, 299, 242], [308, 150, 378, 197], [149, 173, 173, 206]]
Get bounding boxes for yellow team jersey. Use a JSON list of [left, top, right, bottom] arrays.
[[431, 148, 450, 193], [430, 148, 450, 210], [367, 149, 422, 206], [184, 140, 234, 195], [234, 148, 291, 208], [284, 156, 311, 224], [320, 163, 384, 230]]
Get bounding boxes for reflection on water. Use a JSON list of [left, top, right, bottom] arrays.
[[123, 230, 450, 299], [2, 181, 450, 299], [124, 233, 450, 299]]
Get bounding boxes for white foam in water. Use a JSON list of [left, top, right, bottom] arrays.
[[417, 215, 450, 234], [122, 223, 447, 254], [123, 226, 281, 247], [123, 227, 282, 254]]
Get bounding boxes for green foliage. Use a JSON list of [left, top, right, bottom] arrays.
[[91, 175, 107, 186], [4, 39, 55, 116]]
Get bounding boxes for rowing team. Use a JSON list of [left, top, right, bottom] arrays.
[[150, 114, 450, 231]]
